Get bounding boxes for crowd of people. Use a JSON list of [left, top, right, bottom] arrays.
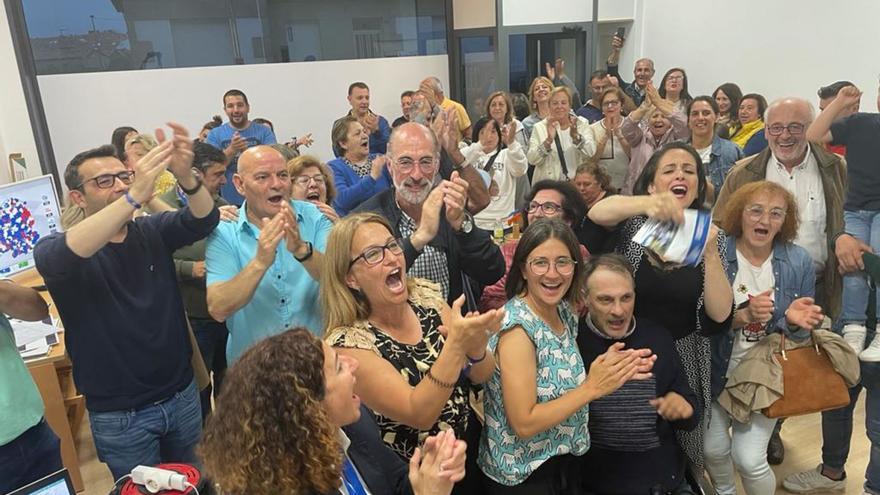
[[3, 32, 880, 495]]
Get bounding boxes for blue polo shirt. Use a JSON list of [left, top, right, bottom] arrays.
[[205, 200, 332, 362], [206, 122, 277, 206]]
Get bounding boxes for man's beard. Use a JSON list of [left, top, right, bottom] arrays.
[[395, 177, 433, 204]]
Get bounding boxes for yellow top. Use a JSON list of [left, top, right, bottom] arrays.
[[730, 119, 764, 148], [439, 98, 472, 133]]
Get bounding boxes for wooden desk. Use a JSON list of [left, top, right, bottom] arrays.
[[13, 270, 85, 492]]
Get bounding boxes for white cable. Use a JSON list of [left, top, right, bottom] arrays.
[[184, 481, 200, 495]]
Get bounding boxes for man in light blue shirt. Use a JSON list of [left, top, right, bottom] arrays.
[[206, 89, 277, 205], [206, 145, 332, 362]]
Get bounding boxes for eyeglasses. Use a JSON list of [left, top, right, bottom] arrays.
[[348, 238, 404, 269], [602, 100, 621, 108], [394, 157, 436, 174], [527, 201, 562, 216], [528, 256, 577, 276], [667, 75, 684, 82], [766, 123, 806, 136], [74, 171, 135, 190], [293, 174, 325, 186], [746, 204, 786, 223]]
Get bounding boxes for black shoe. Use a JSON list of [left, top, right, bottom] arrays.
[[767, 422, 784, 465]]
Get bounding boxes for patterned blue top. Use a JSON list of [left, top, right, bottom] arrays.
[[478, 297, 590, 485]]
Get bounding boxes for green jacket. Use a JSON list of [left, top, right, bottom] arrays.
[[713, 146, 847, 319], [158, 187, 228, 319]]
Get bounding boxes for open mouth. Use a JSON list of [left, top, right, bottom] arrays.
[[754, 227, 770, 237], [607, 317, 627, 331], [777, 141, 797, 151], [360, 137, 369, 147], [306, 191, 321, 201], [385, 268, 405, 292], [267, 193, 284, 205], [540, 280, 563, 296], [670, 184, 688, 198]]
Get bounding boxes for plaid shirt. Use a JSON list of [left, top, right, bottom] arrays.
[[398, 210, 450, 299]]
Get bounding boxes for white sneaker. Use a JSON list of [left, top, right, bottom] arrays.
[[861, 333, 880, 362], [782, 464, 846, 493], [843, 324, 867, 354]]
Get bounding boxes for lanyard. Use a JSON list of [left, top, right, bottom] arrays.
[[341, 456, 368, 495]]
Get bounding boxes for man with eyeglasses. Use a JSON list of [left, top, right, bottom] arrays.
[[713, 97, 868, 472], [33, 124, 220, 480], [479, 179, 589, 311], [354, 122, 504, 304], [206, 145, 332, 363]]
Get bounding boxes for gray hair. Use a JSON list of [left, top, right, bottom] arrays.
[[634, 58, 655, 71], [764, 97, 816, 123]]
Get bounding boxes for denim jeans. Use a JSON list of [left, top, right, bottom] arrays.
[[704, 401, 777, 495], [89, 379, 202, 480], [0, 418, 63, 494], [822, 361, 880, 494], [841, 210, 880, 324], [190, 318, 228, 419]]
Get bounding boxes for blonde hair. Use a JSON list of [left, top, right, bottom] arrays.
[[548, 86, 573, 107], [527, 76, 555, 111], [124, 133, 157, 152], [320, 213, 416, 332], [287, 155, 337, 204]]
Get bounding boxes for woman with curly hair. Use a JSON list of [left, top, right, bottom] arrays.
[[200, 327, 466, 495]]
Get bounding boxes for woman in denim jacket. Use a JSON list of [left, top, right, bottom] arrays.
[[705, 180, 824, 495]]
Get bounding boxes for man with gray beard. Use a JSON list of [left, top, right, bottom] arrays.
[[354, 122, 504, 303]]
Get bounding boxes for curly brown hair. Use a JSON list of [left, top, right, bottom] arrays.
[[717, 180, 800, 243], [199, 328, 342, 495]]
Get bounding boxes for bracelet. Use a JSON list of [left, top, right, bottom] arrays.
[[124, 191, 142, 210], [179, 175, 203, 195], [467, 349, 488, 365], [425, 368, 456, 389]]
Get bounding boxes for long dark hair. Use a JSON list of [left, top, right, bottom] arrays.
[[712, 83, 742, 119], [658, 67, 692, 105], [505, 218, 585, 306], [632, 142, 707, 209], [471, 116, 503, 172], [110, 126, 137, 161]]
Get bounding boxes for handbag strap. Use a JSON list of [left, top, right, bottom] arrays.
[[553, 134, 569, 179], [868, 272, 877, 332], [777, 331, 820, 361]]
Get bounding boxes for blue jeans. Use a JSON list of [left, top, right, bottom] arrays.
[[0, 418, 62, 494], [841, 210, 880, 324], [89, 379, 202, 481], [822, 361, 880, 493], [190, 318, 228, 419]]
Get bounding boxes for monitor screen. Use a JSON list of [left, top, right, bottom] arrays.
[[0, 175, 62, 276], [6, 469, 74, 495]]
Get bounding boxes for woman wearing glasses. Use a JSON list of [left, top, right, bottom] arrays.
[[658, 68, 693, 115], [478, 218, 651, 493], [321, 212, 505, 461], [288, 155, 339, 223], [705, 181, 822, 494], [588, 86, 633, 192], [328, 116, 392, 216], [588, 142, 734, 473]]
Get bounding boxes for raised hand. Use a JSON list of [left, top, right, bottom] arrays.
[[441, 295, 505, 359], [128, 139, 174, 204], [419, 80, 439, 107], [611, 34, 623, 51], [363, 112, 379, 133], [835, 85, 863, 108], [501, 124, 515, 147], [255, 213, 287, 270], [156, 122, 195, 180], [370, 154, 388, 180], [745, 289, 774, 324], [442, 171, 469, 231], [568, 115, 580, 140], [649, 391, 693, 421], [295, 133, 314, 148], [412, 186, 444, 251], [785, 297, 824, 330], [583, 342, 652, 399], [544, 62, 556, 81], [230, 131, 248, 153], [644, 192, 685, 224], [408, 429, 458, 495], [279, 202, 306, 257], [311, 200, 339, 223]]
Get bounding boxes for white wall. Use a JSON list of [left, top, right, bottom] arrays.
[[0, 6, 42, 183], [38, 55, 449, 180], [634, 0, 880, 105], [502, 0, 636, 26]]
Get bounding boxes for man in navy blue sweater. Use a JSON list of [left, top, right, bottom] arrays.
[[34, 123, 219, 480]]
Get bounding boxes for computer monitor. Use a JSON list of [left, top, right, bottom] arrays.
[[0, 175, 62, 276], [5, 469, 75, 495]]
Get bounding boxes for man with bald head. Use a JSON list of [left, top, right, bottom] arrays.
[[206, 145, 332, 362], [419, 76, 472, 138], [354, 122, 504, 303]]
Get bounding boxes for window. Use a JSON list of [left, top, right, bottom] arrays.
[[21, 0, 448, 75]]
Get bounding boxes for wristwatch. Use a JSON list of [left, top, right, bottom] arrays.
[[459, 214, 474, 234], [179, 175, 203, 195], [294, 241, 313, 262]]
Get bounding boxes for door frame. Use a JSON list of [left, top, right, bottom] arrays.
[[449, 26, 497, 107]]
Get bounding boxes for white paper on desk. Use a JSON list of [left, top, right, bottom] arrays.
[[20, 336, 50, 358], [11, 318, 57, 347]]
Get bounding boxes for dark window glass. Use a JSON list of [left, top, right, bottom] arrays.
[[22, 0, 448, 75]]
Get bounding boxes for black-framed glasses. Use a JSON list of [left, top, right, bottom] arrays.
[[394, 157, 436, 174], [74, 171, 135, 190], [349, 238, 404, 269], [766, 123, 805, 136], [293, 174, 325, 186], [528, 256, 577, 276], [746, 204, 786, 223], [526, 201, 562, 216]]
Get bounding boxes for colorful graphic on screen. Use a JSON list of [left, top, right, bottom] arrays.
[[0, 175, 62, 275]]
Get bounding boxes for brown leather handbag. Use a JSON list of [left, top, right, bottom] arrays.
[[763, 334, 850, 418]]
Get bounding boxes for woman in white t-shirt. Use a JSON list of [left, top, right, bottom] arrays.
[[706, 180, 824, 495], [461, 117, 528, 230]]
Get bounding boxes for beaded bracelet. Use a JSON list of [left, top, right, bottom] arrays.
[[124, 191, 142, 210], [425, 368, 456, 389]]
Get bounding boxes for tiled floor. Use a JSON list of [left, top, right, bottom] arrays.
[[77, 396, 873, 494]]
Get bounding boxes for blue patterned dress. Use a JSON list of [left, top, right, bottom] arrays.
[[478, 296, 590, 486]]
